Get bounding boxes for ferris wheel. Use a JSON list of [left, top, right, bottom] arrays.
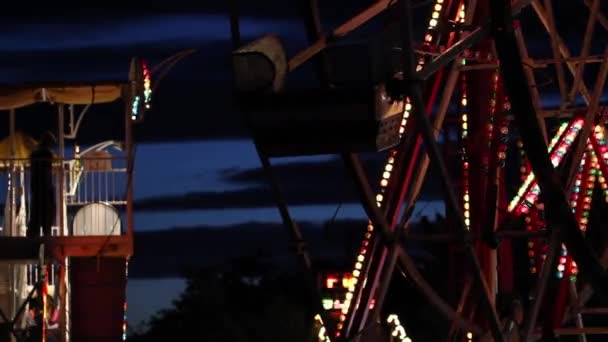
[[231, 0, 608, 341]]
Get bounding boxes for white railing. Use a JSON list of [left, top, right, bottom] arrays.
[[0, 155, 130, 237], [64, 156, 128, 206]]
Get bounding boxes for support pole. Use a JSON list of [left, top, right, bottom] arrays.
[[229, 2, 333, 335], [8, 109, 15, 334], [58, 105, 65, 237], [400, 1, 504, 340]]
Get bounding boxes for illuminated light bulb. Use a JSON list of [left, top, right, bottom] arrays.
[[462, 113, 468, 121], [467, 332, 473, 339], [355, 262, 362, 270], [464, 218, 470, 226], [385, 164, 393, 172], [340, 314, 346, 321], [381, 179, 388, 187], [346, 292, 353, 300], [353, 270, 360, 277], [434, 4, 442, 11], [429, 19, 438, 27], [557, 264, 565, 272], [432, 11, 439, 18], [367, 224, 374, 232], [405, 103, 412, 111], [383, 171, 391, 179]]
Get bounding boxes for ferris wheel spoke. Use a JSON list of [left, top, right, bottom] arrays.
[[341, 153, 483, 336], [491, 0, 608, 311]]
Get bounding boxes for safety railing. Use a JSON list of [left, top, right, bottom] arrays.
[[0, 155, 130, 237]]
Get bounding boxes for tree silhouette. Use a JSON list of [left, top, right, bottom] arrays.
[[128, 255, 317, 342]]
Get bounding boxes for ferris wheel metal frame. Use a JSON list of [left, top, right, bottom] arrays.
[[230, 0, 608, 341]]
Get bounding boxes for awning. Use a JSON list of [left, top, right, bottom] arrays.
[[0, 85, 123, 110]]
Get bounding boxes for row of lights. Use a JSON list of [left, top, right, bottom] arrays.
[[131, 60, 152, 121], [496, 98, 510, 168], [514, 120, 608, 280], [335, 0, 453, 336], [483, 69, 500, 171], [459, 68, 470, 229], [592, 125, 608, 202], [314, 314, 331, 342], [123, 259, 129, 341], [508, 119, 583, 214], [518, 139, 538, 275], [387, 314, 412, 342]]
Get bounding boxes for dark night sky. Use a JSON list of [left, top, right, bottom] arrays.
[[0, 0, 606, 326]]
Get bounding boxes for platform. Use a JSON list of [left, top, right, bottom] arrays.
[[0, 235, 132, 262]]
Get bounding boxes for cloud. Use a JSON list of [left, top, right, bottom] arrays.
[[130, 214, 444, 278], [130, 219, 368, 278], [134, 154, 450, 211]]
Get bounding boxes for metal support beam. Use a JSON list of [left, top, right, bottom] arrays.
[[541, 0, 568, 107], [288, 0, 536, 76], [567, 0, 599, 105], [289, 0, 393, 71], [565, 52, 608, 197], [418, 27, 489, 80], [342, 154, 483, 336], [400, 1, 504, 340], [490, 3, 608, 341], [229, 5, 333, 333], [531, 1, 593, 103], [300, 0, 332, 86], [525, 54, 608, 67], [583, 0, 608, 31], [371, 61, 461, 326]]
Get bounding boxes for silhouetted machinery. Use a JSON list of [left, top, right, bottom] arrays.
[[232, 35, 405, 157]]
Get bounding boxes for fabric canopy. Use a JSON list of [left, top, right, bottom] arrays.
[[0, 85, 123, 110], [0, 131, 38, 160]]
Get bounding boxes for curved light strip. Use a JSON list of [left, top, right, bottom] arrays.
[[334, 0, 453, 337]]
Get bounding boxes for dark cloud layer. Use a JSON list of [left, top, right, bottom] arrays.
[[134, 154, 452, 211], [130, 218, 368, 278]]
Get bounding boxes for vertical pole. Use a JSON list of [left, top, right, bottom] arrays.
[[8, 109, 15, 336], [228, 0, 332, 334], [301, 0, 332, 87], [58, 105, 65, 236], [57, 105, 68, 342], [125, 109, 133, 239]]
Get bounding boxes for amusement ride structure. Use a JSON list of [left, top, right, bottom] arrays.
[[231, 0, 608, 340], [0, 57, 151, 341]]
